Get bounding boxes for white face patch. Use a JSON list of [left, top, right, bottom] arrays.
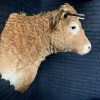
[[67, 22, 80, 35]]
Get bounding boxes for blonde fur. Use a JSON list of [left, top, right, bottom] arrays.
[[0, 3, 91, 92]]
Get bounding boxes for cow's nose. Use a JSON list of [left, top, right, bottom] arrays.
[[78, 43, 92, 55]]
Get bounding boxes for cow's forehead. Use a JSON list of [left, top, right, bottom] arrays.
[[65, 16, 82, 26]]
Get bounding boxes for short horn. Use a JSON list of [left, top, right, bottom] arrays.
[[76, 13, 85, 17], [66, 13, 85, 17], [77, 17, 85, 20]]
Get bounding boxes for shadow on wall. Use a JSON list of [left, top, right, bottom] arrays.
[[89, 98, 100, 100]]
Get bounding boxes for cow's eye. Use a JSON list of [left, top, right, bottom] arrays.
[[71, 26, 76, 30], [68, 22, 80, 35]]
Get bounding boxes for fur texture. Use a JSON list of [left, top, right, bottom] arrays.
[[0, 3, 91, 92]]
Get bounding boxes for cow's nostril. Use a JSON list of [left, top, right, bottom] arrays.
[[88, 46, 91, 50]]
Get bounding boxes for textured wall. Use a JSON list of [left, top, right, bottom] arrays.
[[0, 0, 100, 100]]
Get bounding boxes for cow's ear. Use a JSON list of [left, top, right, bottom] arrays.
[[51, 8, 68, 30]]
